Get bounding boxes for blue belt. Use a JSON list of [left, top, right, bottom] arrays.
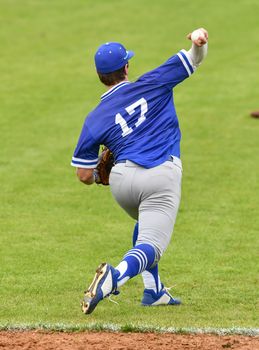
[[116, 156, 175, 164]]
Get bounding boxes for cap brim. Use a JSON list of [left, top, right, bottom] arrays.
[[126, 50, 134, 61]]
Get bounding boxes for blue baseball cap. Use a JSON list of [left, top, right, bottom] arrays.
[[94, 42, 134, 74]]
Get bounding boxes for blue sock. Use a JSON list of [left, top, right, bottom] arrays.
[[132, 222, 139, 246], [115, 243, 156, 287], [132, 221, 162, 293]]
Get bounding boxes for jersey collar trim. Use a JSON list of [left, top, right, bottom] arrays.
[[101, 81, 131, 100]]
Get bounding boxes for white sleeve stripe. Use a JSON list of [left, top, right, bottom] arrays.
[[177, 52, 192, 76], [71, 162, 96, 169], [180, 50, 195, 73], [72, 156, 99, 163]]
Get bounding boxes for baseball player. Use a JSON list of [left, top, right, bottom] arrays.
[[71, 28, 208, 314]]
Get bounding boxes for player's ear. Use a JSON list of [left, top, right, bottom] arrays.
[[125, 63, 129, 75]]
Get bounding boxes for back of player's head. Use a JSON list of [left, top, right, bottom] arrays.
[[97, 65, 129, 87]]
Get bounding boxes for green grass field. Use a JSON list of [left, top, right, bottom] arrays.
[[0, 0, 258, 332]]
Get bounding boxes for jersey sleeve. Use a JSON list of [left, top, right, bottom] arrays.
[[71, 121, 99, 169], [137, 50, 195, 90]]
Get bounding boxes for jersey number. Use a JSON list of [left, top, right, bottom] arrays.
[[115, 97, 148, 137]]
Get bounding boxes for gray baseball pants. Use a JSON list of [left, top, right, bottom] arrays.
[[109, 157, 182, 260]]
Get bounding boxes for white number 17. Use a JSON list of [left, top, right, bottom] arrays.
[[115, 97, 148, 137]]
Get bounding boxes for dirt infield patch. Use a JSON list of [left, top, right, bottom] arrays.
[[0, 331, 258, 350]]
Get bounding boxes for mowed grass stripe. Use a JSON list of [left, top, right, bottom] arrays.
[[0, 323, 258, 336]]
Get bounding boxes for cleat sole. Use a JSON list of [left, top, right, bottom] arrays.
[[81, 263, 107, 314]]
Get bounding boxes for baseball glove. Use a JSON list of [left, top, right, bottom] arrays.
[[95, 147, 115, 185]]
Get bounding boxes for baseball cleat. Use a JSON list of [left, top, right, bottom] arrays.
[[81, 263, 118, 315], [141, 286, 181, 306]]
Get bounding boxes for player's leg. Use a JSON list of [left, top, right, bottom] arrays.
[[132, 220, 180, 306], [135, 160, 182, 306], [82, 163, 157, 314], [132, 222, 162, 294]]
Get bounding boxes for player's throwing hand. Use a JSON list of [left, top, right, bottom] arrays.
[[187, 28, 208, 47]]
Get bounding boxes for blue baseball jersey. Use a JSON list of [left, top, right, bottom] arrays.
[[71, 50, 195, 169]]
